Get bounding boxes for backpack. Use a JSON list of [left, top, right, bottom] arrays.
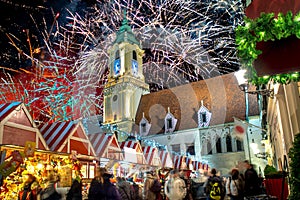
[[150, 179, 162, 193], [210, 182, 221, 200]]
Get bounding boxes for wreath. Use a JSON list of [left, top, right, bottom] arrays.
[[235, 11, 300, 85]]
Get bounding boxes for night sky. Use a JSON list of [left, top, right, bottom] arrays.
[[0, 0, 246, 122]]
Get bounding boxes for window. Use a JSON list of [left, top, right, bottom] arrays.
[[226, 135, 232, 152], [216, 137, 222, 153], [186, 144, 195, 155], [200, 112, 207, 123], [141, 123, 146, 133], [207, 141, 212, 155], [133, 50, 137, 60], [167, 118, 173, 129], [114, 114, 117, 121], [172, 144, 180, 154], [237, 140, 243, 151]]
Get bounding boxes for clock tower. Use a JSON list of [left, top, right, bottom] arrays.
[[103, 12, 149, 140]]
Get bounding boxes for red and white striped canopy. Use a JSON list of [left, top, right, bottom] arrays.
[[192, 161, 202, 170], [39, 121, 95, 157], [172, 154, 182, 170], [158, 150, 173, 168], [142, 146, 161, 166], [0, 102, 21, 122], [88, 133, 122, 160], [39, 121, 76, 151], [119, 140, 139, 149]]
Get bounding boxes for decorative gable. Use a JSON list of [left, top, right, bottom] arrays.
[[139, 112, 151, 136], [198, 100, 212, 127], [164, 107, 177, 133]]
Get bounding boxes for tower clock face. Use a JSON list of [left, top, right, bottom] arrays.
[[132, 60, 138, 76], [113, 59, 121, 75]]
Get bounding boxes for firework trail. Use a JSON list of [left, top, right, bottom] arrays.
[[0, 0, 245, 122]]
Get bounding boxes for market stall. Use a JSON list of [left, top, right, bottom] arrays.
[[119, 140, 147, 181], [88, 133, 124, 168], [39, 121, 97, 179], [0, 102, 48, 150], [158, 150, 173, 169], [142, 146, 161, 167]]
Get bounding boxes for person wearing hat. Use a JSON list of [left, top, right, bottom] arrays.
[[164, 169, 187, 200]]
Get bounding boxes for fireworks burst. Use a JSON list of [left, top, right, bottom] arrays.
[[0, 0, 246, 122]]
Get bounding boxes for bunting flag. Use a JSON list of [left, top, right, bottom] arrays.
[[232, 118, 248, 141]]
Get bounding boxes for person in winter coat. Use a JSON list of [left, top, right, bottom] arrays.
[[164, 169, 187, 200], [18, 174, 39, 200], [243, 160, 260, 197], [142, 171, 156, 200], [226, 169, 244, 200], [101, 172, 122, 200], [40, 173, 62, 200], [88, 167, 107, 200], [66, 179, 82, 200], [116, 177, 133, 200]]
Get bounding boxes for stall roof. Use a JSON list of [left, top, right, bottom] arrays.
[[88, 133, 123, 161], [119, 140, 147, 165], [158, 150, 173, 169], [0, 102, 48, 150], [142, 146, 161, 167], [39, 121, 96, 157]]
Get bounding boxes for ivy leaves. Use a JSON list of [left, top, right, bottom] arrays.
[[236, 11, 300, 85]]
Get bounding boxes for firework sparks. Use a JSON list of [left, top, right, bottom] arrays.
[[0, 0, 245, 122]]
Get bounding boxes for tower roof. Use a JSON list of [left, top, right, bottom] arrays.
[[113, 11, 140, 46]]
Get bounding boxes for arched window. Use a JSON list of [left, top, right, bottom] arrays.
[[236, 140, 243, 151], [207, 141, 212, 155], [132, 50, 137, 60], [226, 135, 232, 152], [216, 137, 222, 153], [115, 50, 120, 59]]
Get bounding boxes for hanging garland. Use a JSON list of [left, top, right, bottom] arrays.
[[235, 11, 300, 85]]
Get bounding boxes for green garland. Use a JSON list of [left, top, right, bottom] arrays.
[[235, 11, 300, 85]]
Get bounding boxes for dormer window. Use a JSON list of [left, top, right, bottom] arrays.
[[139, 113, 151, 136], [167, 118, 172, 129], [141, 123, 146, 132], [198, 100, 212, 127], [164, 107, 177, 133]]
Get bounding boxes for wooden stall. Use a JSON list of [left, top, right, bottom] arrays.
[[142, 146, 161, 167], [39, 121, 97, 180], [158, 150, 174, 169]]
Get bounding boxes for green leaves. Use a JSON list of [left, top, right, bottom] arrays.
[[235, 11, 300, 85]]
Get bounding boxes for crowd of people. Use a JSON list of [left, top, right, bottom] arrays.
[[17, 160, 264, 200]]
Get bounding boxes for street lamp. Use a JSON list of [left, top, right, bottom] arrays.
[[234, 69, 274, 163]]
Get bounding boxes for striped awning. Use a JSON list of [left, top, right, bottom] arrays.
[[158, 150, 173, 168], [119, 140, 146, 165], [119, 140, 140, 149], [0, 102, 22, 122], [172, 154, 182, 169], [88, 133, 122, 160], [39, 121, 76, 151], [192, 161, 202, 170], [142, 146, 161, 166]]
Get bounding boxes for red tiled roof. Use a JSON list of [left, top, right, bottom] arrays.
[[135, 73, 259, 134]]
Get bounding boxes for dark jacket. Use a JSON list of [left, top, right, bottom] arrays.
[[244, 168, 260, 196], [66, 180, 82, 200], [40, 181, 62, 200], [116, 179, 133, 200], [88, 175, 121, 200]]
